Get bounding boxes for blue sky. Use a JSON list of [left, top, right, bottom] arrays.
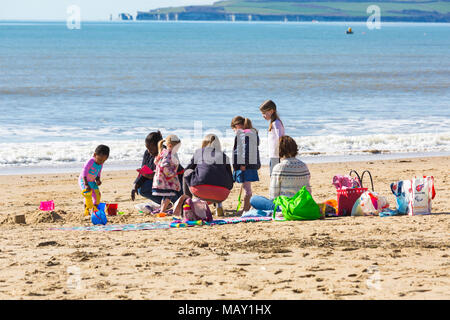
[[0, 0, 215, 21]]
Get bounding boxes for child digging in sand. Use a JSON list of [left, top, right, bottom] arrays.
[[152, 134, 182, 214], [79, 144, 110, 216]]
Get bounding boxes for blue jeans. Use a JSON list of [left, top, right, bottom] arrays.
[[138, 179, 181, 204], [250, 195, 280, 211]]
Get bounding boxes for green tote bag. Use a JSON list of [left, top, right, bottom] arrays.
[[273, 186, 321, 221]]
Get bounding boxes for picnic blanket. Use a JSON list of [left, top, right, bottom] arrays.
[[171, 216, 273, 228], [50, 221, 172, 232], [50, 216, 273, 232]]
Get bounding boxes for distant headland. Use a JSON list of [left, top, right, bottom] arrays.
[[118, 0, 450, 23]]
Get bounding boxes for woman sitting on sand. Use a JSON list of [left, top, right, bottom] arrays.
[[249, 136, 311, 214], [180, 134, 234, 216], [131, 131, 183, 204]]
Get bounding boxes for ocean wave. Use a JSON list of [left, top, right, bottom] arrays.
[[0, 132, 449, 168]]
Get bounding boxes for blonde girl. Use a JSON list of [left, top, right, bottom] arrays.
[[152, 134, 182, 213], [259, 100, 285, 176]]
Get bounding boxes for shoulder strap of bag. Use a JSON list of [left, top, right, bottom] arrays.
[[429, 176, 436, 199], [272, 202, 286, 221], [390, 182, 397, 196], [204, 200, 213, 222], [360, 170, 374, 191], [349, 170, 362, 187]]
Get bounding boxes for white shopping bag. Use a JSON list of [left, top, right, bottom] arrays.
[[408, 176, 436, 215]]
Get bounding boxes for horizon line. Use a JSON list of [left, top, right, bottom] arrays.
[[1, 19, 450, 26]]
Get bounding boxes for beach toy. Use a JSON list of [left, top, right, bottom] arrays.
[[39, 200, 55, 211], [137, 165, 153, 175], [186, 220, 203, 226], [351, 191, 389, 216], [170, 222, 188, 228], [91, 203, 108, 225], [82, 189, 94, 216], [155, 212, 167, 218], [14, 214, 26, 224], [350, 197, 364, 216], [118, 211, 125, 215], [106, 203, 118, 216], [236, 184, 243, 214]]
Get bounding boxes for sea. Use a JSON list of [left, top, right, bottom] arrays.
[[0, 21, 449, 174]]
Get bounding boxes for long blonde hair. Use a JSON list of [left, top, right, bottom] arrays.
[[259, 100, 283, 131], [158, 134, 181, 153], [201, 133, 222, 151]]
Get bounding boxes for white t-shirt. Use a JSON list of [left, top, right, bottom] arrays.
[[268, 119, 285, 158]]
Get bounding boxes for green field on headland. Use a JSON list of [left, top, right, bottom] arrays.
[[133, 0, 450, 22]]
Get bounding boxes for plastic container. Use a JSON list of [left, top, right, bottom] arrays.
[[106, 203, 118, 216], [39, 200, 55, 211], [91, 203, 108, 225]]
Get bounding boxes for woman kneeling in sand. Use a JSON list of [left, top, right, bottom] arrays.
[[174, 134, 234, 216], [249, 136, 311, 214]]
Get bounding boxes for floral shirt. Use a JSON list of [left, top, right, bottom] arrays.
[[152, 149, 181, 195]]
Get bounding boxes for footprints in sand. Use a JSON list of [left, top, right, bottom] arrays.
[[70, 250, 99, 262], [45, 256, 60, 267]]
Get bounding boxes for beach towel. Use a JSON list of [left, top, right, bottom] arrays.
[[241, 209, 272, 218], [50, 216, 272, 231], [171, 216, 273, 227], [50, 221, 172, 232]]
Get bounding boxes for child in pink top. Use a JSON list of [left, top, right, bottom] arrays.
[[79, 145, 110, 216]]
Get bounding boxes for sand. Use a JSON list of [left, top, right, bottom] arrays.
[[0, 156, 448, 300]]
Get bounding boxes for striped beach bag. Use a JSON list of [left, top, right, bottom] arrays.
[[336, 170, 374, 216]]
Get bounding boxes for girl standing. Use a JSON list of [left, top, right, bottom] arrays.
[[79, 145, 110, 216], [152, 134, 182, 213], [259, 100, 285, 176], [231, 116, 261, 213]]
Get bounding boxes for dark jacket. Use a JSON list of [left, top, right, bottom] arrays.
[[185, 147, 234, 190], [232, 129, 261, 171]]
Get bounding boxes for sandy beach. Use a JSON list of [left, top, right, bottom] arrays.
[[0, 156, 448, 300]]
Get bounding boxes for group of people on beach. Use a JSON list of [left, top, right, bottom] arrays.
[[79, 100, 312, 217]]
